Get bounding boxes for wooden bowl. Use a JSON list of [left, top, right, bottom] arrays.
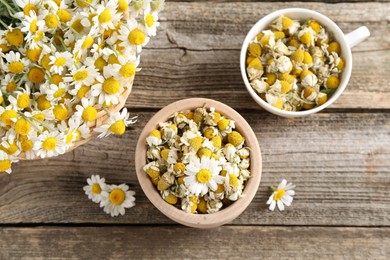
[[135, 98, 262, 228]]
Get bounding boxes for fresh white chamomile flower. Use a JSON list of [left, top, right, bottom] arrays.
[[83, 175, 108, 204], [3, 51, 29, 74], [33, 130, 67, 158], [93, 0, 123, 31], [65, 65, 99, 87], [129, 0, 150, 17], [116, 55, 141, 81], [7, 86, 31, 110], [118, 18, 149, 53], [45, 82, 69, 101], [49, 51, 73, 74], [94, 108, 137, 138], [20, 11, 46, 40], [14, 0, 41, 18], [1, 138, 21, 157], [75, 97, 99, 123], [143, 7, 160, 36], [101, 184, 136, 217], [183, 156, 224, 196], [91, 67, 123, 105], [73, 30, 98, 59], [0, 150, 14, 174], [267, 179, 295, 211], [1, 74, 18, 93]]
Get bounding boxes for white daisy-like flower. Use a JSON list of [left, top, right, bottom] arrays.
[[83, 175, 108, 203], [91, 66, 124, 105], [118, 19, 149, 53], [33, 130, 67, 158], [93, 0, 122, 31], [14, 0, 41, 18], [3, 51, 29, 74], [65, 65, 99, 87], [94, 108, 137, 138], [101, 184, 136, 217], [74, 97, 99, 123], [45, 82, 69, 101], [129, 0, 150, 17], [183, 156, 224, 196], [143, 7, 160, 36], [0, 150, 13, 174], [1, 74, 17, 93], [20, 11, 45, 39], [267, 179, 295, 211], [49, 51, 73, 74]]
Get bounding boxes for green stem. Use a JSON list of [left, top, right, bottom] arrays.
[[0, 19, 9, 29], [0, 0, 17, 14], [78, 0, 97, 10], [270, 186, 277, 192], [52, 34, 68, 51]]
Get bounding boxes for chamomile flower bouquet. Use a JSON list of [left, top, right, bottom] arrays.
[[0, 0, 164, 173]]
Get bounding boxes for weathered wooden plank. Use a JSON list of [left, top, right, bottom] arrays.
[[0, 111, 389, 225], [1, 226, 389, 259], [126, 2, 390, 109]]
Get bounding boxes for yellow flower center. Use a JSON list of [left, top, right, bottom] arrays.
[[30, 19, 38, 33], [33, 113, 45, 121], [91, 183, 102, 194], [119, 63, 136, 78], [273, 189, 286, 201], [145, 14, 154, 27], [103, 77, 120, 94], [26, 47, 42, 62], [128, 28, 145, 45], [196, 169, 212, 184], [66, 132, 74, 144], [28, 67, 45, 83], [14, 118, 31, 135], [108, 54, 119, 64], [24, 4, 38, 16], [6, 29, 23, 47], [57, 9, 71, 23], [53, 88, 65, 98], [37, 95, 51, 110], [1, 110, 17, 125], [1, 142, 18, 155], [98, 8, 112, 24], [0, 160, 11, 172], [21, 140, 33, 152], [94, 57, 107, 72], [41, 54, 52, 70], [77, 86, 91, 99], [76, 0, 92, 8], [82, 106, 98, 122], [117, 0, 128, 12], [33, 31, 45, 42], [82, 36, 94, 49], [109, 120, 126, 135], [17, 93, 30, 108], [109, 189, 125, 205], [53, 104, 68, 120], [54, 57, 66, 67], [73, 70, 89, 81], [42, 137, 57, 151], [71, 19, 84, 33], [229, 174, 239, 188], [6, 82, 16, 92], [8, 62, 24, 74]]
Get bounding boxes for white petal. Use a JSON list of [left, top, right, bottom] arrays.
[[277, 200, 285, 211], [269, 200, 276, 211], [278, 179, 287, 190]]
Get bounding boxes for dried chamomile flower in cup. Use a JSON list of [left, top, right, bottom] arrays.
[[246, 15, 344, 111], [143, 106, 251, 214]]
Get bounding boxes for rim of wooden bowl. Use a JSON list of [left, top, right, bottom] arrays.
[[135, 98, 262, 228]]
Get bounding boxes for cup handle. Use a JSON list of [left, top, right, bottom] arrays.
[[345, 26, 370, 48]]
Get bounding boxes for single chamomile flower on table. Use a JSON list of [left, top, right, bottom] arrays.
[[101, 184, 136, 217], [184, 156, 224, 196], [33, 130, 67, 158], [94, 108, 137, 138], [83, 175, 108, 204], [267, 179, 295, 211]]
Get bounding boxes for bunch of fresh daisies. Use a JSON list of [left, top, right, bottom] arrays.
[[0, 0, 164, 173], [83, 174, 136, 216]]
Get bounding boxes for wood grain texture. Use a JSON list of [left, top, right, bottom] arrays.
[[1, 226, 389, 259], [127, 2, 390, 110], [1, 111, 389, 225]]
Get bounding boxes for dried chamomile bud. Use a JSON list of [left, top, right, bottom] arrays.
[[228, 131, 244, 147], [163, 191, 178, 205], [327, 42, 341, 55], [248, 42, 262, 57], [144, 161, 161, 179], [280, 80, 291, 94], [193, 107, 206, 124], [266, 93, 284, 109], [157, 172, 175, 191], [326, 75, 340, 89], [291, 49, 305, 63], [316, 92, 328, 105], [247, 58, 264, 80], [250, 79, 268, 94], [276, 56, 292, 73], [146, 129, 162, 146], [265, 73, 277, 86], [308, 20, 321, 34], [302, 87, 317, 102], [189, 136, 204, 152]]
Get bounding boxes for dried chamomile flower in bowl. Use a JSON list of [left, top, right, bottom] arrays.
[[135, 98, 262, 228], [240, 8, 370, 118]]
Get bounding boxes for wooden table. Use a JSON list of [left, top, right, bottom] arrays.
[[1, 1, 389, 259]]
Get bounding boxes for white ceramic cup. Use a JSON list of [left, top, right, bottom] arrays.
[[240, 8, 370, 118]]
